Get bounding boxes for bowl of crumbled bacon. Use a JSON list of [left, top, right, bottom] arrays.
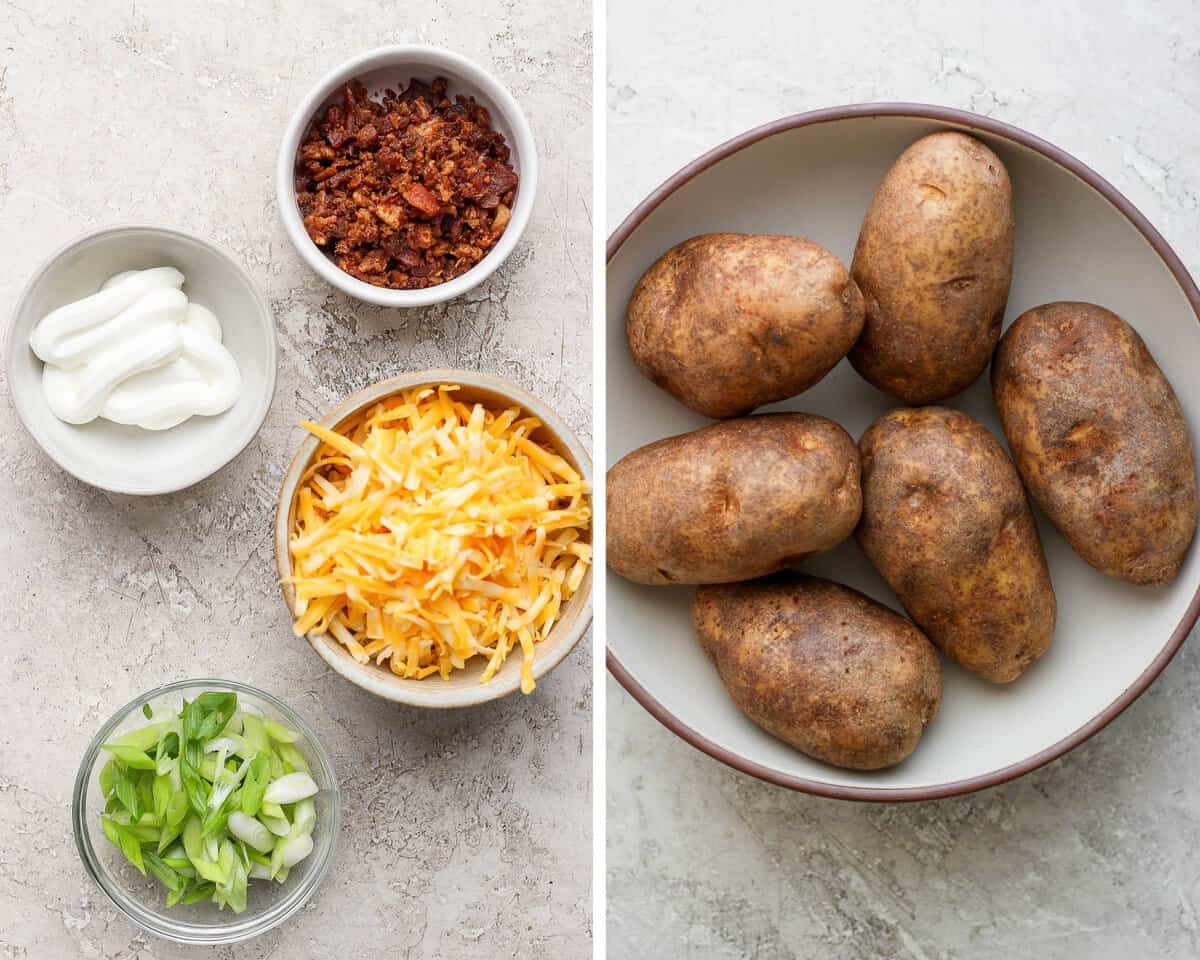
[[273, 369, 592, 707], [277, 46, 537, 307]]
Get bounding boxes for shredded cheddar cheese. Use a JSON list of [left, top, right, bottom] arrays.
[[286, 385, 592, 694]]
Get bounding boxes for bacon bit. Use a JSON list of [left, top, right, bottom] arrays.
[[294, 77, 519, 290], [411, 224, 434, 249], [381, 240, 422, 268], [302, 213, 337, 246], [352, 209, 379, 244], [490, 167, 519, 196], [358, 250, 389, 274], [374, 204, 403, 228], [402, 183, 443, 218], [377, 147, 405, 172], [299, 142, 335, 162]]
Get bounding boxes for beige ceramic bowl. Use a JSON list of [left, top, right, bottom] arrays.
[[274, 369, 592, 707]]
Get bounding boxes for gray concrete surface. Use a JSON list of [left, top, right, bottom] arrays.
[[607, 2, 1200, 957], [0, 2, 592, 958]]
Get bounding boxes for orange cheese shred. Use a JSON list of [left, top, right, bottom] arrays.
[[286, 385, 592, 694]]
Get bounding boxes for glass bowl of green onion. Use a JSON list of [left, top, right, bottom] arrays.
[[71, 679, 340, 944]]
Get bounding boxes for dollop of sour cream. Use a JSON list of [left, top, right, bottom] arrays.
[[30, 267, 241, 431]]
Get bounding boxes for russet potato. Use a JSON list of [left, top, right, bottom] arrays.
[[850, 132, 1014, 403], [626, 233, 864, 418], [992, 301, 1198, 585], [606, 414, 861, 585], [857, 406, 1056, 683], [693, 576, 942, 771]]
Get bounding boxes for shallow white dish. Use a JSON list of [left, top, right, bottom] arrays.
[[277, 45, 537, 309], [606, 104, 1200, 801], [274, 369, 592, 708], [7, 225, 277, 495]]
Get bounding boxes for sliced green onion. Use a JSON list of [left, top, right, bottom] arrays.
[[263, 718, 298, 744], [248, 861, 272, 880], [111, 761, 143, 820], [239, 754, 270, 817], [152, 773, 171, 822], [144, 850, 186, 897], [94, 692, 321, 914], [112, 721, 171, 752], [101, 744, 156, 770], [263, 772, 317, 806], [241, 713, 269, 755], [276, 742, 311, 775], [101, 817, 146, 875], [227, 812, 274, 853], [221, 710, 244, 737], [260, 800, 286, 821], [181, 882, 215, 905], [204, 735, 254, 758], [99, 759, 116, 796], [280, 833, 313, 868], [291, 798, 316, 836]]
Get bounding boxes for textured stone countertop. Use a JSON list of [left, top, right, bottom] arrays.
[[607, 2, 1200, 958], [0, 2, 592, 958]]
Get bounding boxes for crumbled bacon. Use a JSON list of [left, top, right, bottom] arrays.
[[402, 183, 443, 218], [295, 77, 519, 290]]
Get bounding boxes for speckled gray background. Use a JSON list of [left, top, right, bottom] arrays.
[[0, 2, 592, 957], [607, 2, 1200, 957]]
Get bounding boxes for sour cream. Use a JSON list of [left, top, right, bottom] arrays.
[[30, 267, 241, 431]]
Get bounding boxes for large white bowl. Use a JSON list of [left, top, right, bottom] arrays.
[[274, 369, 592, 707], [277, 45, 538, 308], [606, 103, 1200, 801], [6, 225, 277, 495]]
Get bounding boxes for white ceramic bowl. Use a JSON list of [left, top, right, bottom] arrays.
[[606, 103, 1200, 801], [6, 225, 277, 495], [277, 45, 538, 308], [274, 369, 592, 707]]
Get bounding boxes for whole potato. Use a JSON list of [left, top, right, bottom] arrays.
[[694, 576, 941, 771], [857, 407, 1055, 683], [626, 233, 865, 418], [849, 132, 1014, 403], [993, 301, 1198, 585], [606, 414, 860, 585]]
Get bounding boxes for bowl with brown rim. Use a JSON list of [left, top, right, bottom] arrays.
[[277, 45, 538, 308], [607, 103, 1200, 801], [274, 369, 592, 707]]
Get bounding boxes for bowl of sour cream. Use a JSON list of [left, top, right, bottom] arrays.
[[6, 226, 277, 494]]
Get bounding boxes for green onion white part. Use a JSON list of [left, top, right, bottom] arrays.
[[96, 691, 319, 913]]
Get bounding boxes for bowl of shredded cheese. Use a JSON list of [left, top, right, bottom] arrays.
[[274, 370, 592, 707]]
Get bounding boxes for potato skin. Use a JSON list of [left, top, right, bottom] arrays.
[[857, 407, 1055, 683], [626, 233, 865, 418], [693, 576, 941, 771], [992, 302, 1198, 585], [606, 414, 861, 585], [849, 132, 1014, 403]]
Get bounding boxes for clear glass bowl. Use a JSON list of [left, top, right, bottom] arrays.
[[72, 679, 340, 945]]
